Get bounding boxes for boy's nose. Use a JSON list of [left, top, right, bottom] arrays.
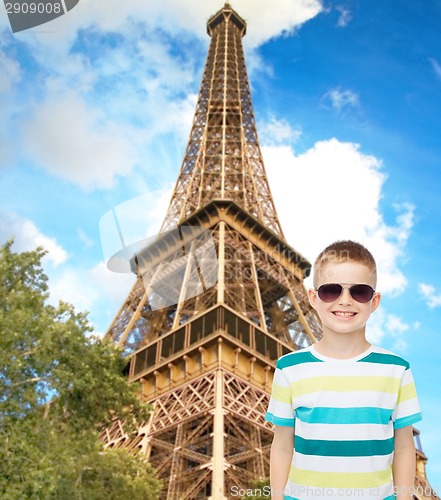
[[338, 287, 353, 304]]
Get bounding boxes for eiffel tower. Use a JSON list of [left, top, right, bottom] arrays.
[[100, 4, 437, 499]]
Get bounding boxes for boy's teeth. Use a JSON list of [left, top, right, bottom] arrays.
[[334, 312, 355, 317]]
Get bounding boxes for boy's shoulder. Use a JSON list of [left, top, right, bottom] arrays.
[[275, 345, 319, 370], [365, 345, 411, 370]]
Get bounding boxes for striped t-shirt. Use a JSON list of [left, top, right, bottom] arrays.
[[265, 344, 422, 500]]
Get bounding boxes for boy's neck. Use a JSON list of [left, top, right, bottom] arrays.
[[313, 331, 372, 359]]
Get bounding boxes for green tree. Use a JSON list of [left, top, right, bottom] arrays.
[[0, 241, 162, 499]]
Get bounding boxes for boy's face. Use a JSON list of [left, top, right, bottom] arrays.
[[308, 261, 381, 338]]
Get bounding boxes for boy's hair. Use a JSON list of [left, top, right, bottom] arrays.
[[313, 240, 377, 286]]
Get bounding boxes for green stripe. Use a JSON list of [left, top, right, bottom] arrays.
[[277, 351, 322, 369], [296, 406, 392, 425], [295, 435, 394, 457], [360, 352, 409, 369]]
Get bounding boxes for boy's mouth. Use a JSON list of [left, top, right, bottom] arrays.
[[332, 311, 357, 318]]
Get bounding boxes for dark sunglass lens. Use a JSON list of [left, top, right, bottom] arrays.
[[318, 284, 343, 302], [350, 284, 374, 303]]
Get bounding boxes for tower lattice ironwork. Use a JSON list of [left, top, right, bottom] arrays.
[[101, 4, 437, 499]]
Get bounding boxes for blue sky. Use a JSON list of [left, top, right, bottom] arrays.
[[1, 0, 440, 488]]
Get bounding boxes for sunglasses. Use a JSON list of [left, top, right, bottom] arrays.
[[315, 283, 375, 303]]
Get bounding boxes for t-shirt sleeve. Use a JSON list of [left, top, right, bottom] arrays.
[[265, 363, 295, 427], [392, 365, 422, 429]]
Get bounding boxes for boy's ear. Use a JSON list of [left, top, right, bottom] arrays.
[[307, 288, 318, 310], [371, 292, 381, 312]]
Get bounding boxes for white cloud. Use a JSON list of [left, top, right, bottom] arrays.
[[366, 308, 386, 345], [50, 0, 323, 48], [335, 6, 352, 28], [428, 57, 441, 81], [0, 122, 13, 168], [323, 88, 360, 113], [77, 228, 95, 248], [48, 267, 99, 312], [0, 51, 21, 93], [90, 261, 136, 303], [11, 0, 323, 55], [258, 116, 302, 145], [43, 53, 97, 95], [48, 260, 136, 334], [21, 92, 138, 189], [14, 29, 199, 189], [385, 314, 409, 334], [418, 283, 441, 308], [263, 138, 414, 296], [233, 0, 324, 48], [136, 38, 196, 93], [144, 91, 197, 142], [385, 314, 409, 351], [0, 212, 67, 266], [0, 52, 22, 167], [365, 309, 410, 352], [6, 1, 324, 190]]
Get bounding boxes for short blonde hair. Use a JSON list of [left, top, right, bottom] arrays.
[[313, 240, 377, 287]]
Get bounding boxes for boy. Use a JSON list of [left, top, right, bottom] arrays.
[[265, 240, 422, 499]]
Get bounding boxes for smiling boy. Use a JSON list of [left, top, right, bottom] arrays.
[[265, 240, 422, 499]]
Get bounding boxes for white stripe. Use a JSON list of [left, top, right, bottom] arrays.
[[401, 368, 415, 384], [294, 391, 398, 408], [393, 399, 421, 421], [273, 367, 291, 386], [292, 451, 394, 473], [267, 402, 294, 420], [295, 421, 393, 441]]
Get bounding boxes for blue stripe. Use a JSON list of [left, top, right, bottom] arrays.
[[296, 406, 392, 425], [277, 351, 322, 369], [295, 435, 394, 456], [394, 412, 422, 429], [265, 411, 295, 427], [359, 352, 410, 369]]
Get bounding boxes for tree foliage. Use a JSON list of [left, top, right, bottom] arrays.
[[0, 241, 162, 498]]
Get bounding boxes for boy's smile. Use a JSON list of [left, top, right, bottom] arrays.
[[332, 311, 357, 319]]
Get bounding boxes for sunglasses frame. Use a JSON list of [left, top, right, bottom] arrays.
[[315, 283, 376, 303]]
